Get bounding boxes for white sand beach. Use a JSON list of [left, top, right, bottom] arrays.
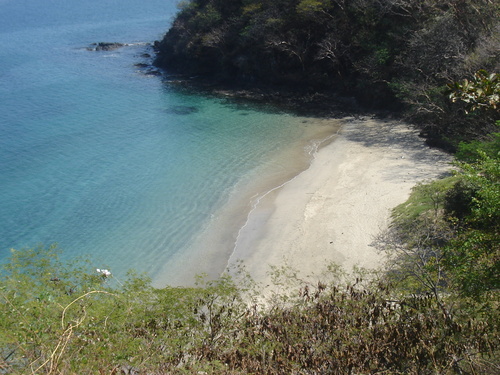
[[227, 118, 453, 287]]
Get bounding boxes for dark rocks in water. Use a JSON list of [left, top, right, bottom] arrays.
[[143, 70, 162, 76], [96, 42, 125, 51], [85, 41, 163, 77], [164, 105, 199, 115], [133, 62, 162, 76], [87, 42, 126, 51]]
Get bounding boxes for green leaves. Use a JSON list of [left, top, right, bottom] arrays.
[[296, 0, 332, 16], [447, 70, 500, 114], [442, 142, 500, 297], [382, 129, 499, 301]]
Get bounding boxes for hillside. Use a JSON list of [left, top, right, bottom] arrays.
[[154, 0, 499, 145]]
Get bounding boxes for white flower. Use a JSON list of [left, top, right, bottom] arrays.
[[96, 268, 111, 277]]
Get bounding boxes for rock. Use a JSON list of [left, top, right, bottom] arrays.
[[133, 62, 163, 77], [143, 70, 162, 76], [88, 42, 126, 51]]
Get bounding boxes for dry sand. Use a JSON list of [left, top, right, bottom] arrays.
[[227, 117, 453, 287]]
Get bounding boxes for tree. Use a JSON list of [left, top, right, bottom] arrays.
[[444, 148, 500, 297], [448, 70, 500, 114]]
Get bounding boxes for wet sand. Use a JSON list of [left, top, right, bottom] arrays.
[[152, 117, 342, 287]]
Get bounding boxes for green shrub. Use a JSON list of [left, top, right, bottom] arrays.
[[1, 246, 498, 374]]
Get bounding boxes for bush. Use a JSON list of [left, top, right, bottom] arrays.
[[1, 246, 499, 374], [381, 143, 499, 299]]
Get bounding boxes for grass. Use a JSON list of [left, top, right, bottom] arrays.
[[391, 176, 458, 226]]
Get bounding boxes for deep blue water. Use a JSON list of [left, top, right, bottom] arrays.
[[0, 0, 335, 285]]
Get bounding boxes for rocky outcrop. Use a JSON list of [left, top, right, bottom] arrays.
[[87, 42, 125, 51]]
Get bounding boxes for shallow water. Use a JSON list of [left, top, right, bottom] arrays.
[[0, 0, 339, 284]]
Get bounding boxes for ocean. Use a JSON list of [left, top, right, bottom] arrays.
[[0, 0, 339, 286]]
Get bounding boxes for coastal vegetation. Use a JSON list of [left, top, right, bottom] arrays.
[[1, 0, 499, 373], [1, 233, 498, 374], [154, 0, 499, 148]]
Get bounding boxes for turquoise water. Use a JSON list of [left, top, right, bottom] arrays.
[[0, 0, 337, 285]]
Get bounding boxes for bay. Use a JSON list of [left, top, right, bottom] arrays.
[[0, 0, 338, 285]]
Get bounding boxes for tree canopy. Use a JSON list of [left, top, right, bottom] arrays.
[[155, 0, 499, 145]]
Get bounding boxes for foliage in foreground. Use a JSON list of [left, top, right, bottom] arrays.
[[1, 246, 499, 374]]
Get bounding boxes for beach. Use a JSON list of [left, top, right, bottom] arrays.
[[227, 117, 453, 287]]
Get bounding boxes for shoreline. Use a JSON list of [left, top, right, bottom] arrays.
[[226, 117, 453, 288], [152, 116, 452, 288], [152, 117, 342, 288]]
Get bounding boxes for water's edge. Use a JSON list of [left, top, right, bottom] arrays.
[[152, 118, 342, 287]]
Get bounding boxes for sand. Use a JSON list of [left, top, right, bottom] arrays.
[[226, 117, 453, 287]]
